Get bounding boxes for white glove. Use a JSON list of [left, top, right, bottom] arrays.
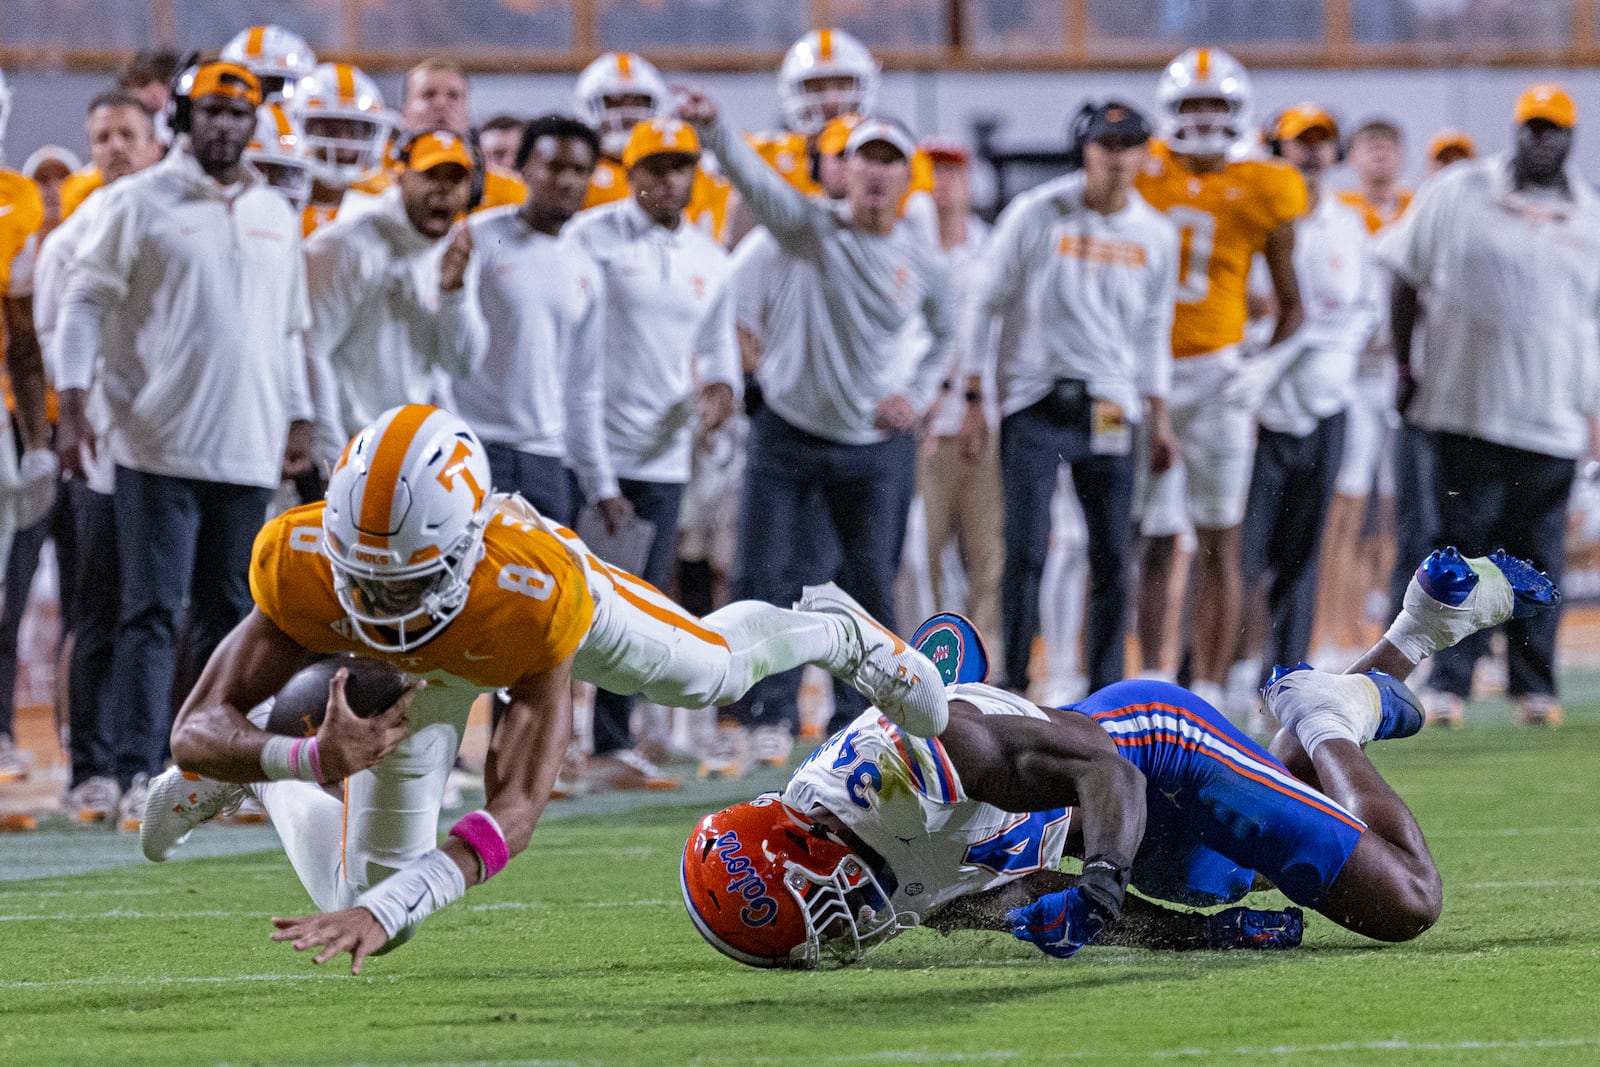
[[14, 450, 58, 530]]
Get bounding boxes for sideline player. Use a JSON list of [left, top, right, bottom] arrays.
[[294, 61, 397, 235], [1132, 48, 1306, 708], [681, 549, 1557, 968], [140, 404, 948, 972]]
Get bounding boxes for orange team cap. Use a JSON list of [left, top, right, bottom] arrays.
[[1514, 83, 1577, 128], [622, 118, 700, 167], [1427, 127, 1477, 161], [405, 131, 475, 172], [1275, 102, 1338, 142], [817, 114, 863, 157], [190, 62, 263, 108]]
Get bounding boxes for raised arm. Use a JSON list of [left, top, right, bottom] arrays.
[[678, 90, 817, 247]]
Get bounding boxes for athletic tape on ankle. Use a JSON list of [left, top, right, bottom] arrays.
[[1382, 614, 1437, 665], [449, 810, 510, 882], [260, 735, 323, 783]]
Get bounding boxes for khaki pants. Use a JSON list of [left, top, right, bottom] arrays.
[[916, 434, 1006, 668]]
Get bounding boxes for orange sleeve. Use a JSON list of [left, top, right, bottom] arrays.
[[584, 159, 631, 210], [1262, 162, 1308, 230], [59, 169, 103, 221], [249, 503, 346, 652], [478, 169, 527, 213]]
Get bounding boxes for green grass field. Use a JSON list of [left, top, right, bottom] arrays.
[[4, 683, 1599, 1067]]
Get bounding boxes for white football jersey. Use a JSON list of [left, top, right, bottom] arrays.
[[783, 683, 1073, 923]]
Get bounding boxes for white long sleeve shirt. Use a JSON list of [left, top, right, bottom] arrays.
[[303, 187, 487, 457], [1377, 153, 1600, 459], [704, 117, 953, 445], [1258, 191, 1378, 436], [967, 171, 1178, 422], [56, 149, 310, 489], [455, 205, 617, 502], [567, 197, 739, 484]]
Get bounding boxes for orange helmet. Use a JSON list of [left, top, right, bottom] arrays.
[[680, 795, 905, 969]]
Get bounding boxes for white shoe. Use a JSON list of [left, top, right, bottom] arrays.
[[698, 721, 751, 780], [1265, 665, 1424, 749], [0, 734, 33, 783], [140, 768, 247, 860], [750, 724, 795, 768], [118, 772, 151, 834], [65, 776, 120, 824], [796, 582, 949, 737]]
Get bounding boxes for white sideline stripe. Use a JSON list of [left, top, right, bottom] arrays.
[[1463, 878, 1600, 889], [1148, 1037, 1600, 1058], [2, 971, 340, 990], [1431, 825, 1600, 839], [0, 899, 673, 922]]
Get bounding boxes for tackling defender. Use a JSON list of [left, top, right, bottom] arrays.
[[682, 549, 1557, 967], [142, 403, 948, 972]]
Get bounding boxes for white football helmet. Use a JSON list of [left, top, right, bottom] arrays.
[[292, 62, 396, 188], [574, 52, 670, 160], [221, 24, 317, 105], [323, 405, 494, 653], [247, 104, 313, 212], [1156, 47, 1254, 158], [778, 29, 879, 136]]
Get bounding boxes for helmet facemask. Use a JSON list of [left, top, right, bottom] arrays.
[[781, 851, 906, 969], [1170, 96, 1246, 157], [302, 113, 393, 187], [782, 75, 872, 138], [326, 515, 486, 653]]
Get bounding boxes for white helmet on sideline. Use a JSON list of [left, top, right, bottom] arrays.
[[574, 52, 670, 160], [1156, 47, 1254, 158], [778, 29, 879, 136]]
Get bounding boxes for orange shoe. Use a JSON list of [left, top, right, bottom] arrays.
[[1515, 694, 1564, 727]]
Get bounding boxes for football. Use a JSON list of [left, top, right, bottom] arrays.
[[260, 656, 413, 737]]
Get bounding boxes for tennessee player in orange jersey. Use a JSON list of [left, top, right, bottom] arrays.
[[139, 405, 949, 972], [1132, 47, 1307, 713], [575, 52, 735, 243]]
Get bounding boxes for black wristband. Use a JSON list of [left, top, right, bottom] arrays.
[[964, 390, 982, 404], [1078, 855, 1131, 926]]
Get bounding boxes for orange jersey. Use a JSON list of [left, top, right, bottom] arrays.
[[584, 157, 734, 244], [302, 200, 341, 237], [1336, 188, 1413, 235], [59, 167, 104, 221], [250, 498, 595, 688], [748, 131, 820, 196], [0, 169, 43, 295], [1135, 141, 1307, 358]]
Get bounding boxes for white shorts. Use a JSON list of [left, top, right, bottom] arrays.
[[783, 683, 1073, 920], [1335, 369, 1397, 499], [1140, 349, 1257, 535]]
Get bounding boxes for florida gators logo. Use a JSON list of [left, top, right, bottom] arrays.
[[911, 612, 990, 686], [714, 831, 779, 928]]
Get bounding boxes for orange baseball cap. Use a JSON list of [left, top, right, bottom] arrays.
[[817, 114, 862, 157], [403, 130, 475, 172], [622, 118, 700, 168], [1275, 103, 1338, 142], [1515, 83, 1577, 128], [190, 62, 263, 108], [1427, 127, 1477, 161]]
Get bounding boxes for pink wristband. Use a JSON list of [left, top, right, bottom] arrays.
[[449, 810, 510, 882], [286, 737, 324, 784], [304, 736, 323, 784]]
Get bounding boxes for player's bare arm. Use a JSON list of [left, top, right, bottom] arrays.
[[170, 608, 416, 784], [270, 656, 575, 975], [3, 294, 49, 450], [1262, 220, 1304, 346], [939, 698, 1146, 865]]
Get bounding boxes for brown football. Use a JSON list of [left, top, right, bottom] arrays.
[[260, 656, 413, 737]]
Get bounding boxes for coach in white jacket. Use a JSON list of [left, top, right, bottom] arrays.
[[304, 129, 486, 464], [566, 117, 739, 790], [966, 102, 1177, 696], [54, 64, 312, 823]]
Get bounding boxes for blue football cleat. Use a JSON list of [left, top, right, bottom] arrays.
[[1414, 546, 1477, 607], [1485, 549, 1561, 619], [1414, 547, 1561, 619], [1365, 669, 1425, 741], [1205, 906, 1303, 950]]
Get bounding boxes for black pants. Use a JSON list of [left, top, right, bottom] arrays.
[[1426, 432, 1574, 699], [0, 472, 78, 740], [1389, 420, 1439, 618], [67, 482, 118, 787], [592, 477, 685, 757], [484, 443, 573, 526], [1240, 412, 1346, 685], [999, 398, 1135, 694]]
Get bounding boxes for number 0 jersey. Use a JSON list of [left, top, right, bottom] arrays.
[[783, 683, 1072, 921], [1134, 141, 1306, 358], [249, 495, 596, 690]]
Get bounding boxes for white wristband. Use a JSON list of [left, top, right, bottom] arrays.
[[355, 848, 467, 939], [260, 735, 323, 783]]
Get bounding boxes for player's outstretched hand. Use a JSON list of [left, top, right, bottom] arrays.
[[674, 86, 718, 128], [316, 668, 421, 782], [1006, 887, 1107, 960], [271, 907, 389, 975]]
